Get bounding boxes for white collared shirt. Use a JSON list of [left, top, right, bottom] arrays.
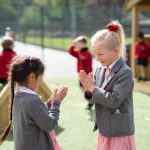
[[101, 57, 120, 83], [103, 57, 120, 70], [15, 85, 38, 95]]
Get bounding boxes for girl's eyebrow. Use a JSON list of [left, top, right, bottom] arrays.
[[97, 51, 104, 54]]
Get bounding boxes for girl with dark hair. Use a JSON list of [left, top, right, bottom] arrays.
[[0, 55, 68, 150]]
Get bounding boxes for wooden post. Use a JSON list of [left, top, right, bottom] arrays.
[[131, 5, 138, 77], [0, 82, 51, 132]]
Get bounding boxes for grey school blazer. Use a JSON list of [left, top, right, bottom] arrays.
[[86, 58, 135, 137], [13, 93, 60, 150]]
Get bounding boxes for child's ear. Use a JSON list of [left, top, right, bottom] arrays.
[[114, 48, 120, 55], [28, 73, 36, 82]]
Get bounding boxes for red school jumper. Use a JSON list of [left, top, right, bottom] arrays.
[[135, 41, 150, 59], [0, 49, 16, 79], [69, 46, 92, 74]]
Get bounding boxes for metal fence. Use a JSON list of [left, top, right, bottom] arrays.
[[0, 3, 150, 47]]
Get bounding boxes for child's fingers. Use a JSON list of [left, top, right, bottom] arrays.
[[58, 87, 68, 94], [50, 88, 58, 100], [58, 86, 68, 92], [88, 72, 93, 79], [79, 70, 88, 84], [57, 87, 68, 100], [79, 70, 88, 78], [53, 88, 58, 96], [54, 88, 58, 93]]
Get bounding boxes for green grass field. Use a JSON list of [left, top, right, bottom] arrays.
[[17, 35, 132, 52], [0, 78, 150, 150]]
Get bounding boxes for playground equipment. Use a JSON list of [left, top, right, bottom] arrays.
[[124, 0, 150, 94], [124, 0, 150, 79], [145, 34, 150, 79], [0, 82, 51, 132]]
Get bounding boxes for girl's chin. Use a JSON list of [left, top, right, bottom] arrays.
[[101, 62, 106, 67]]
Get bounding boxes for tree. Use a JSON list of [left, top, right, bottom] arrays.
[[0, 0, 16, 21]]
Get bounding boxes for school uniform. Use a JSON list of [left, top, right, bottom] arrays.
[[0, 48, 16, 85], [135, 41, 150, 66], [13, 86, 61, 150], [68, 45, 92, 74], [85, 58, 136, 149], [69, 45, 94, 109]]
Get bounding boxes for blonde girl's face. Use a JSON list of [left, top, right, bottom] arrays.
[[27, 73, 43, 91], [93, 41, 119, 67]]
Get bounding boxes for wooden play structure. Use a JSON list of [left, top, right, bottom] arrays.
[[124, 0, 150, 78], [124, 0, 150, 94], [0, 82, 52, 132]]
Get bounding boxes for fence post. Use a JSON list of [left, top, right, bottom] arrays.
[[40, 6, 45, 62], [70, 0, 77, 38]]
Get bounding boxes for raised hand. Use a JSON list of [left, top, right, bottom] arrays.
[[79, 70, 94, 92], [50, 86, 68, 101]]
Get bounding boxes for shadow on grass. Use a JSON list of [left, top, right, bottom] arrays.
[[87, 109, 94, 122], [54, 126, 65, 136]]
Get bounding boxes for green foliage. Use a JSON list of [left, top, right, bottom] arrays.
[[33, 0, 51, 7], [19, 7, 49, 29], [0, 0, 16, 21]]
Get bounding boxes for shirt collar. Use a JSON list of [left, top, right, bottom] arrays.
[[108, 57, 120, 69], [15, 85, 38, 95], [103, 57, 120, 70]]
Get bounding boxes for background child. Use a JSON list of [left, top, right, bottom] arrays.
[[135, 32, 150, 81], [68, 36, 93, 110], [79, 21, 136, 150], [0, 55, 68, 150], [0, 36, 16, 86], [5, 27, 16, 40]]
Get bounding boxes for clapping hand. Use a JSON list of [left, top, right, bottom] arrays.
[[79, 70, 94, 92], [49, 86, 68, 101]]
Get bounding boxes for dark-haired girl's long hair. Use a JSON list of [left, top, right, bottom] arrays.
[[0, 55, 45, 145]]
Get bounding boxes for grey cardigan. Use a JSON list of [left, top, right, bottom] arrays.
[[13, 92, 60, 150], [85, 58, 135, 137]]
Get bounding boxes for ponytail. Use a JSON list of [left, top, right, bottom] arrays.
[[0, 71, 15, 145], [91, 20, 126, 59]]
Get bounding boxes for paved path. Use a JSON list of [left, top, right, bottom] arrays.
[[0, 42, 99, 78]]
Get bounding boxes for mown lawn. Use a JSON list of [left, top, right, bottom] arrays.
[[0, 78, 150, 150]]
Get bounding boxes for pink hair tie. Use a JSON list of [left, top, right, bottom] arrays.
[[106, 24, 119, 32]]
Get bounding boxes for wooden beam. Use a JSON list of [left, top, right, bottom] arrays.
[[131, 6, 139, 77], [0, 83, 10, 106], [37, 81, 52, 102], [138, 5, 150, 12], [0, 81, 52, 131], [125, 0, 141, 11]]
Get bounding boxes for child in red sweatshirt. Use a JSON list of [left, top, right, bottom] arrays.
[[135, 32, 150, 81], [68, 36, 93, 110], [0, 36, 16, 85]]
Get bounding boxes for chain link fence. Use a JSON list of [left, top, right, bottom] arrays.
[[0, 3, 150, 50]]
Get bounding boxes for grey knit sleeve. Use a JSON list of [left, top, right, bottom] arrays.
[[28, 97, 61, 132]]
